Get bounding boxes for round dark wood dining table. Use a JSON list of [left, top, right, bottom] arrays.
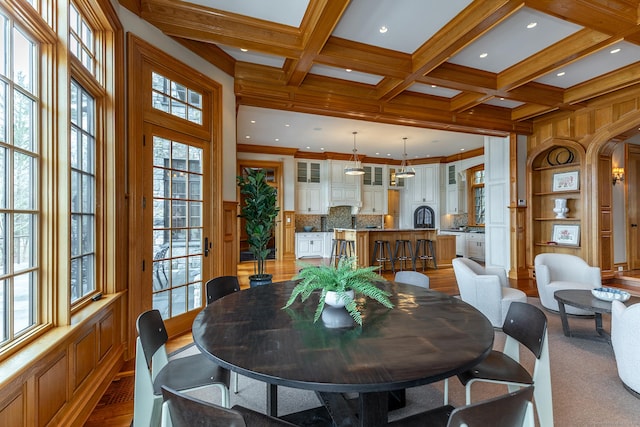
[[192, 280, 494, 427]]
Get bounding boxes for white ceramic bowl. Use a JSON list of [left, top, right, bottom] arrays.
[[591, 287, 631, 302]]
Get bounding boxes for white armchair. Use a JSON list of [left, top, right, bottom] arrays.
[[534, 253, 601, 315], [452, 258, 527, 327], [611, 301, 640, 396]]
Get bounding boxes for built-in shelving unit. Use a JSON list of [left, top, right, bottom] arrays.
[[529, 144, 584, 260]]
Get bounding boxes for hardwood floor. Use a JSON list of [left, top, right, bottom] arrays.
[[84, 258, 638, 426]]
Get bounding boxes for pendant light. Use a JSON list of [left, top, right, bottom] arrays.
[[396, 137, 415, 178], [344, 131, 365, 175]]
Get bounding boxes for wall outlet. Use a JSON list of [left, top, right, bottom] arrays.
[[617, 266, 623, 271]]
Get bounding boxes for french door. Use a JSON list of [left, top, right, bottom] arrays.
[[143, 124, 212, 326]]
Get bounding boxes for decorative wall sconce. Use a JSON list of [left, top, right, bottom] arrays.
[[612, 167, 624, 185]]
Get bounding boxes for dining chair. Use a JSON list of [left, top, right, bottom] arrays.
[[160, 385, 297, 427], [388, 386, 535, 427], [394, 270, 430, 288], [205, 275, 241, 393], [205, 275, 241, 305], [454, 301, 553, 427], [133, 309, 231, 427]]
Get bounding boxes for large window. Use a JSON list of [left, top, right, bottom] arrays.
[[0, 0, 117, 355], [0, 10, 39, 345], [69, 80, 96, 303]]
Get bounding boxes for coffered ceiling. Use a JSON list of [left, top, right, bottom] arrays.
[[124, 0, 640, 160]]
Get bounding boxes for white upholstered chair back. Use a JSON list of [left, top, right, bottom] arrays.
[[534, 253, 601, 314], [611, 301, 640, 396], [452, 258, 526, 327]]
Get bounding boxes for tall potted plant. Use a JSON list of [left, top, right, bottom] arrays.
[[237, 168, 280, 286]]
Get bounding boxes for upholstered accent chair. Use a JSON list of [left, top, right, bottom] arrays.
[[611, 301, 640, 397], [452, 258, 527, 328], [534, 253, 601, 315]]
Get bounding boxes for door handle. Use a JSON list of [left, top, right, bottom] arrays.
[[204, 237, 211, 257], [632, 224, 638, 228]]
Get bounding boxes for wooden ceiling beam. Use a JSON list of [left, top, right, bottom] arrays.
[[564, 62, 640, 105], [316, 37, 412, 79], [378, 0, 525, 102], [140, 0, 302, 58], [497, 29, 614, 91], [285, 0, 350, 87], [173, 37, 235, 76], [525, 0, 639, 35]]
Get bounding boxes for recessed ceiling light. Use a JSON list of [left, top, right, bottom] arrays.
[[460, 148, 465, 151], [346, 69, 352, 72], [527, 22, 537, 29], [250, 120, 256, 124], [375, 152, 380, 155], [500, 97, 505, 100], [285, 124, 290, 127], [610, 48, 621, 54], [556, 71, 565, 77], [379, 26, 388, 34], [245, 135, 250, 139], [240, 48, 248, 52], [479, 53, 488, 58], [275, 138, 279, 142], [431, 85, 437, 88], [386, 153, 391, 157], [320, 148, 325, 151], [306, 146, 311, 149]]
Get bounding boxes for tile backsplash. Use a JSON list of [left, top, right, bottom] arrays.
[[296, 206, 383, 232]]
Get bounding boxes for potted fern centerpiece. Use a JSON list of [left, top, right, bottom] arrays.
[[283, 257, 393, 326]]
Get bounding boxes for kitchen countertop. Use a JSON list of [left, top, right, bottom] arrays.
[[440, 228, 485, 234]]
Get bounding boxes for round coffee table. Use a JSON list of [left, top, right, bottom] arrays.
[[554, 289, 640, 342]]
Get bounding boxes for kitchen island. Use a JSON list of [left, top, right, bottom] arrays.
[[334, 228, 456, 269]]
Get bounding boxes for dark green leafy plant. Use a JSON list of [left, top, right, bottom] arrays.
[[237, 168, 280, 279], [283, 257, 393, 325]]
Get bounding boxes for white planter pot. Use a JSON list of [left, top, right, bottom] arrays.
[[325, 290, 354, 308]]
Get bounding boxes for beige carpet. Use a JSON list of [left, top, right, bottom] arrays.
[[182, 298, 640, 426]]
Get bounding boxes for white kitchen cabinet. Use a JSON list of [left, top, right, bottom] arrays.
[[297, 160, 322, 184], [296, 160, 327, 214], [296, 186, 326, 214], [466, 233, 485, 261], [361, 187, 386, 214], [409, 165, 438, 204], [328, 160, 361, 207], [363, 165, 384, 187], [445, 163, 466, 214], [295, 232, 325, 258]]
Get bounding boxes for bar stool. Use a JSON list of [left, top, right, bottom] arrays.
[[414, 239, 437, 270], [339, 239, 355, 259], [371, 240, 394, 273], [394, 239, 415, 271], [329, 238, 345, 266]]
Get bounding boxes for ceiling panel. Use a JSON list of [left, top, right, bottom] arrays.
[[137, 0, 640, 158]]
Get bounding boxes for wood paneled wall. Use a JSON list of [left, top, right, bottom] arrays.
[[0, 295, 126, 427], [528, 86, 640, 274], [222, 201, 239, 275]]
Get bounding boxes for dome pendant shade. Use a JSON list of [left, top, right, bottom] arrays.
[[396, 137, 415, 178], [345, 131, 365, 175]]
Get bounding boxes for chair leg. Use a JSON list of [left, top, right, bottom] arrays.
[[233, 372, 239, 393], [443, 378, 449, 405]]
